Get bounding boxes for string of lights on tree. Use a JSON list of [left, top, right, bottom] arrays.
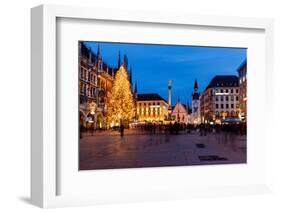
[[107, 66, 134, 126]]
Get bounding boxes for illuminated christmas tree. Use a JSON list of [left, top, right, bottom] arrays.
[[107, 65, 134, 126]]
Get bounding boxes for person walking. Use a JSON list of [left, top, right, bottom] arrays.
[[199, 123, 203, 136], [120, 123, 124, 137]]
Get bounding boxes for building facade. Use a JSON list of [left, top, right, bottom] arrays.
[[136, 93, 169, 123], [200, 75, 240, 124], [79, 43, 99, 129], [191, 79, 201, 125], [94, 46, 115, 129], [171, 101, 191, 124], [237, 61, 247, 122], [79, 42, 133, 130]]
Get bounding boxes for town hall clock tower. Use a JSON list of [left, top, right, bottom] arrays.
[[191, 79, 201, 124]]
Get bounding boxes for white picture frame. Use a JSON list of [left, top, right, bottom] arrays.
[[31, 4, 274, 208]]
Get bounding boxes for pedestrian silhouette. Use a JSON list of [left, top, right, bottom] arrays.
[[120, 124, 124, 137]]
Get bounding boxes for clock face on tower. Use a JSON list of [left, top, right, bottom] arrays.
[[193, 101, 198, 113], [194, 107, 198, 113]]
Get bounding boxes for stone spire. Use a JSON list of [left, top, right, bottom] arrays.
[[134, 82, 138, 93], [194, 79, 198, 90], [123, 54, 128, 70], [89, 48, 92, 63], [97, 45, 102, 71], [97, 45, 101, 59], [118, 51, 121, 68], [129, 67, 133, 84]]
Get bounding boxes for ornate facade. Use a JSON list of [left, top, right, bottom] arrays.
[[171, 100, 191, 124], [79, 42, 133, 130], [79, 43, 99, 129]]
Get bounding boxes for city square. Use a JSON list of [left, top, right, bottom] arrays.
[[80, 129, 246, 170], [79, 41, 247, 170]]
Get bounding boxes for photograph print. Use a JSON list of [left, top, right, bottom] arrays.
[[79, 41, 247, 170]]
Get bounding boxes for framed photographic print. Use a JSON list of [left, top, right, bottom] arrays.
[[31, 4, 274, 208], [78, 41, 247, 170]]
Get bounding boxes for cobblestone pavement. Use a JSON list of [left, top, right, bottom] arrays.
[[79, 130, 246, 170]]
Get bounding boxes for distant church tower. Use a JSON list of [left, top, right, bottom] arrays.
[[191, 79, 201, 124]]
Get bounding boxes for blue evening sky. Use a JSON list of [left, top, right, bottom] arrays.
[[84, 41, 246, 106]]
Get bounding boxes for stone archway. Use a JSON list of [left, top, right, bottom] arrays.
[[85, 112, 95, 130]]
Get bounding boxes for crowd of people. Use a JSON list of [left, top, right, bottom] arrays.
[[130, 122, 190, 135], [198, 122, 246, 136], [80, 120, 247, 138], [129, 121, 247, 136], [131, 122, 247, 136]]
